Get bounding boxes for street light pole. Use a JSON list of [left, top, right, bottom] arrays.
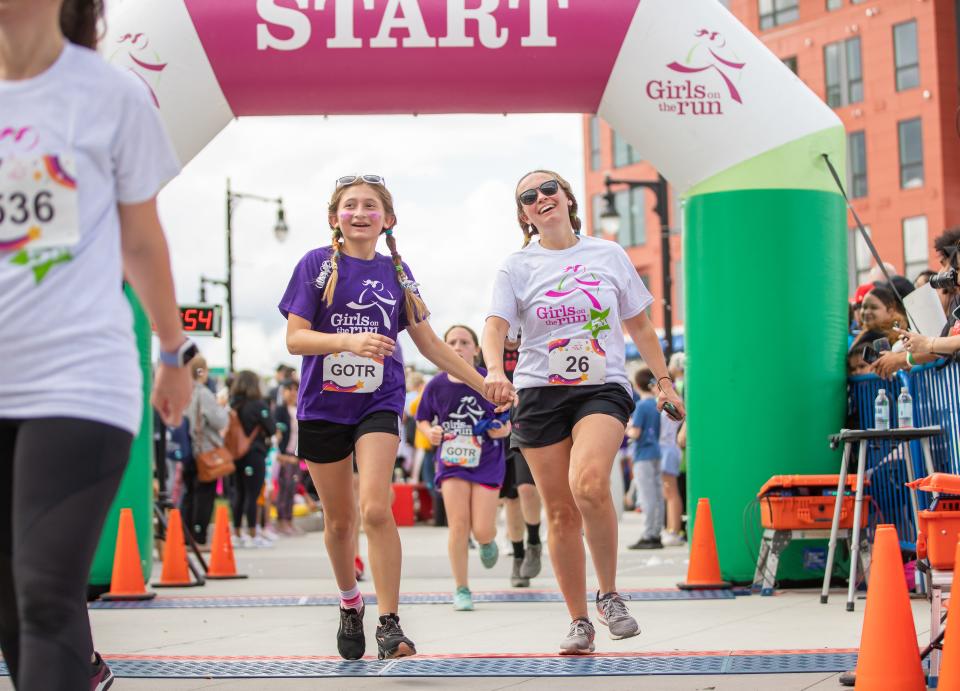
[[223, 178, 289, 374], [601, 174, 673, 359]]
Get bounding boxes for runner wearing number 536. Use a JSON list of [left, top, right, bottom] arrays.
[[482, 170, 684, 655]]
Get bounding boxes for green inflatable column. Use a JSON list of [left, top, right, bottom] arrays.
[[683, 131, 848, 581], [89, 286, 155, 588]]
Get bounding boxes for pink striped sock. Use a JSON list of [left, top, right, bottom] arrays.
[[339, 584, 363, 611]]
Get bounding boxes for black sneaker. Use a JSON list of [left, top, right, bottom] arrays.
[[628, 537, 663, 550], [337, 605, 366, 660], [90, 651, 114, 690], [376, 613, 416, 660]]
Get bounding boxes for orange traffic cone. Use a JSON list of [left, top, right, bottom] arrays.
[[678, 498, 731, 590], [934, 539, 960, 689], [153, 509, 199, 587], [853, 524, 924, 690], [206, 504, 247, 580], [100, 508, 156, 601]]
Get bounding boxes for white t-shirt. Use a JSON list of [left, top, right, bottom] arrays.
[[0, 43, 180, 434], [487, 234, 653, 395]]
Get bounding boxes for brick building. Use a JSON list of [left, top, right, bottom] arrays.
[[583, 0, 960, 334]]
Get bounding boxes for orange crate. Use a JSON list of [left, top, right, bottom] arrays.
[[917, 499, 960, 569], [759, 495, 866, 530], [757, 474, 868, 531]]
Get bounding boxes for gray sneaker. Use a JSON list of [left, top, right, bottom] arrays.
[[559, 618, 596, 655], [511, 557, 529, 588], [520, 542, 542, 579], [596, 591, 639, 640]]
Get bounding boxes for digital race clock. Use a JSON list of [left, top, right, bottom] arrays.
[[178, 304, 222, 337]]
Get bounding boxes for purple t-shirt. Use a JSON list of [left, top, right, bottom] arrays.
[[416, 369, 506, 489], [278, 246, 416, 425]]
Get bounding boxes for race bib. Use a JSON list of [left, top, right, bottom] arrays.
[[322, 352, 383, 393], [439, 432, 482, 468], [0, 155, 79, 252], [548, 339, 607, 386]]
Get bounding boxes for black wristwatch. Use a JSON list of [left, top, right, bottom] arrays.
[[159, 339, 199, 368]]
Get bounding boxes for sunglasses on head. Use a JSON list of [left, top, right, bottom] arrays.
[[336, 174, 386, 188], [518, 179, 560, 206]]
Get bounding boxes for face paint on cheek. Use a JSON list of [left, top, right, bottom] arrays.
[[369, 212, 382, 222], [339, 212, 353, 224]]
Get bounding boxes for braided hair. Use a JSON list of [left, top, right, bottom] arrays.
[[515, 170, 582, 248], [323, 180, 427, 324]]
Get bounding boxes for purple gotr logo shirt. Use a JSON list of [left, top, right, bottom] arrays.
[[278, 246, 414, 425]]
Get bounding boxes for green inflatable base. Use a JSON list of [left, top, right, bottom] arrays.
[[89, 286, 154, 588], [684, 189, 848, 582]]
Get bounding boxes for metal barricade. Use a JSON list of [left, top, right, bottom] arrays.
[[848, 361, 960, 548]]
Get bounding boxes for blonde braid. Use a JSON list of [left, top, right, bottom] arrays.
[[321, 229, 342, 307], [384, 230, 428, 324]]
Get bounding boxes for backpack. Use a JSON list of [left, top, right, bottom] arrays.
[[224, 408, 259, 459]]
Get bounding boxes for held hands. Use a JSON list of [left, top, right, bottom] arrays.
[[656, 381, 686, 421], [483, 368, 517, 413], [152, 364, 193, 427], [895, 327, 935, 355], [427, 425, 444, 447], [871, 351, 909, 379], [346, 332, 396, 359]]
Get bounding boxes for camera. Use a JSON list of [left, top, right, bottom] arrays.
[[929, 268, 959, 291], [862, 337, 891, 364]]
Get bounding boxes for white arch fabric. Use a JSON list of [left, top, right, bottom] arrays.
[[103, 0, 840, 191]]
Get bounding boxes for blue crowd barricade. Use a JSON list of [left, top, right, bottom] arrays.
[[848, 360, 960, 549]]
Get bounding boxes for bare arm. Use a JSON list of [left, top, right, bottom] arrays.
[[417, 419, 443, 447], [119, 199, 191, 425], [622, 312, 685, 418], [480, 316, 514, 406], [285, 313, 396, 357], [406, 320, 488, 396]]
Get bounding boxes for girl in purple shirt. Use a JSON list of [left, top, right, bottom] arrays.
[[279, 176, 512, 661], [416, 326, 509, 611]]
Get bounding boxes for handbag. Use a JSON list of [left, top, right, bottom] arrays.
[[192, 393, 236, 483]]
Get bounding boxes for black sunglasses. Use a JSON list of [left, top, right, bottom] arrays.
[[518, 179, 560, 206], [336, 174, 386, 188]]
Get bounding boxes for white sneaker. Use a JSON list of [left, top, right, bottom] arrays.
[[661, 531, 686, 547], [252, 535, 274, 548], [262, 527, 279, 541], [239, 534, 255, 549]]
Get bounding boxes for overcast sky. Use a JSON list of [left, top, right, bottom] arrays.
[[157, 114, 584, 375]]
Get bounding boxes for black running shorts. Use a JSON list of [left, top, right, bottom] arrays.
[[510, 384, 634, 449], [299, 411, 399, 464]]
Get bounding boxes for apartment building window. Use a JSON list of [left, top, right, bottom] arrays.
[[782, 56, 798, 74], [612, 130, 641, 168], [898, 118, 924, 189], [847, 131, 867, 198], [759, 0, 799, 30], [903, 216, 930, 280], [589, 117, 601, 171], [824, 37, 863, 107], [591, 193, 604, 236], [639, 273, 653, 318], [849, 226, 873, 291], [826, 0, 842, 10], [893, 21, 920, 91], [614, 188, 645, 247]]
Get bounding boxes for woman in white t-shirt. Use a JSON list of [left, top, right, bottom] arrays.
[[482, 170, 685, 655], [0, 1, 192, 688]]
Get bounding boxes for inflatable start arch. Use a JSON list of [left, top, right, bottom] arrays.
[[101, 0, 850, 581]]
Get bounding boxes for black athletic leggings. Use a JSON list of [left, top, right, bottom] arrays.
[[0, 417, 132, 690], [233, 452, 266, 533]]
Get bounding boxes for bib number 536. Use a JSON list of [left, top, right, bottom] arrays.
[[0, 191, 55, 225]]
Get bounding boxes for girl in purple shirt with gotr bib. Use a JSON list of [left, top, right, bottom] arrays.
[[279, 176, 513, 662], [416, 325, 509, 612]]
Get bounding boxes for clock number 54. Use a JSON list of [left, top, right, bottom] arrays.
[[0, 191, 55, 225]]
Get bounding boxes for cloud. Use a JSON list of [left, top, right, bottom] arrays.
[[158, 113, 583, 374]]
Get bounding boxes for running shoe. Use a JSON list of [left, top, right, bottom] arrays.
[[511, 557, 530, 588], [596, 591, 640, 640], [661, 530, 686, 547], [478, 541, 499, 569], [628, 537, 662, 550], [376, 614, 416, 660], [252, 535, 274, 549], [90, 651, 114, 690], [337, 605, 366, 660], [355, 556, 366, 581], [520, 543, 542, 579], [239, 534, 255, 549], [453, 586, 474, 611], [559, 618, 596, 655]]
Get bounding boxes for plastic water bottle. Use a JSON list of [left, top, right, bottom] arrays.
[[874, 388, 890, 430], [897, 388, 914, 428]]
